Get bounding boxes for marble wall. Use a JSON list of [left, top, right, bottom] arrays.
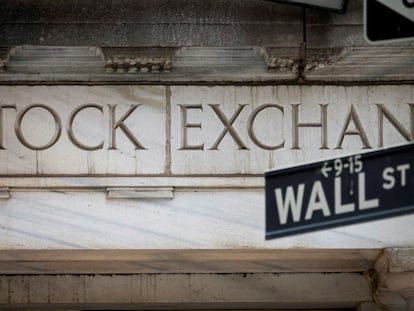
[[1, 190, 414, 249], [0, 85, 413, 249]]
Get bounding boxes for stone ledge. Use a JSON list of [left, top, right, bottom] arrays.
[[0, 249, 381, 274], [0, 272, 371, 309], [304, 47, 414, 82], [0, 45, 297, 82], [0, 46, 413, 83], [6, 45, 105, 74], [0, 176, 265, 191]]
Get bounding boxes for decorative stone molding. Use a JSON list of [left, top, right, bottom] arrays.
[[262, 47, 300, 73], [1, 46, 413, 82], [102, 47, 175, 74], [105, 56, 172, 73], [304, 48, 342, 72], [266, 57, 299, 73], [0, 272, 372, 309], [304, 55, 339, 71], [374, 248, 414, 311], [5, 46, 105, 73]]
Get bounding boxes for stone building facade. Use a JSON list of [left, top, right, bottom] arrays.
[[0, 0, 414, 310]]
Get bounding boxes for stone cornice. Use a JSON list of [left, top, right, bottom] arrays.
[[0, 46, 413, 83], [304, 47, 414, 82]]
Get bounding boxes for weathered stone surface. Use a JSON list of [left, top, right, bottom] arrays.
[[1, 45, 413, 83], [0, 85, 413, 250], [7, 46, 105, 74], [0, 85, 166, 174], [0, 46, 298, 83], [357, 302, 383, 311], [387, 248, 414, 273], [264, 47, 301, 74], [0, 273, 371, 308], [0, 191, 413, 249], [103, 46, 175, 73], [0, 249, 381, 274], [374, 248, 414, 311], [0, 0, 302, 47], [1, 85, 413, 176], [306, 0, 414, 49], [0, 0, 301, 24], [170, 85, 414, 174], [306, 0, 365, 49], [105, 56, 171, 74], [304, 47, 414, 82]]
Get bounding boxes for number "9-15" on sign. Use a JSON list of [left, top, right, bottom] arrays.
[[321, 155, 363, 178]]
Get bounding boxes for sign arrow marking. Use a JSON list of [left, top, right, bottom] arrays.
[[321, 162, 332, 178]]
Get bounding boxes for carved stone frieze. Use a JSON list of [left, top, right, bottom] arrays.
[[102, 47, 175, 74], [105, 56, 172, 73]]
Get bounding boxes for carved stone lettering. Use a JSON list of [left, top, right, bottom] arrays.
[[336, 105, 371, 149], [1, 103, 148, 152], [0, 85, 166, 175], [376, 103, 414, 147], [170, 86, 414, 174], [15, 104, 62, 151], [179, 104, 204, 150], [176, 102, 414, 152], [291, 104, 328, 150], [209, 104, 248, 150], [1, 101, 413, 153], [248, 104, 285, 150], [0, 85, 413, 175], [0, 105, 16, 150], [67, 104, 104, 151], [108, 104, 146, 150]]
